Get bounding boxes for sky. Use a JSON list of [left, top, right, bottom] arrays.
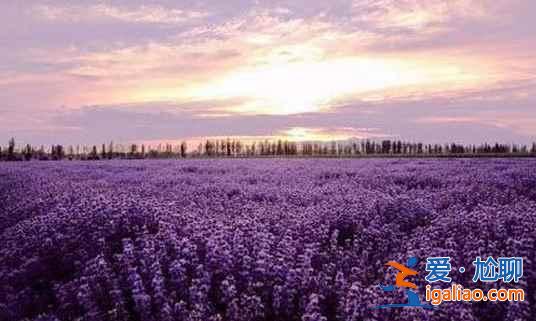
[[1, 0, 535, 146]]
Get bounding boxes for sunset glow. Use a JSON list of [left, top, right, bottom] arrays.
[[1, 1, 535, 144], [187, 57, 479, 115]]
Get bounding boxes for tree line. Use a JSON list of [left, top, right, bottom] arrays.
[[1, 137, 536, 161]]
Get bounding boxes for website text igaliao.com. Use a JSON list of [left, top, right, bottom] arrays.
[[425, 284, 525, 306]]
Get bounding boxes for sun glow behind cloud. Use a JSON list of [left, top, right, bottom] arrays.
[[15, 1, 524, 117], [281, 127, 387, 141], [136, 55, 484, 115], [139, 126, 387, 148]]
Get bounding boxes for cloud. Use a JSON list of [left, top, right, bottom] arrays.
[[1, 1, 536, 145], [280, 126, 389, 141], [416, 114, 536, 137], [351, 0, 491, 31], [2, 80, 531, 146], [32, 3, 209, 25]]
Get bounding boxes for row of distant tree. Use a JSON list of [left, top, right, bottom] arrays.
[[1, 138, 536, 161]]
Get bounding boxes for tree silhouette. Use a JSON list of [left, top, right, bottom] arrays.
[[2, 137, 536, 161], [89, 145, 98, 160], [108, 142, 114, 159], [180, 142, 187, 158], [24, 144, 32, 161], [7, 138, 15, 161]]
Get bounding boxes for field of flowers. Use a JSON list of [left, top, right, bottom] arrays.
[[0, 159, 535, 321]]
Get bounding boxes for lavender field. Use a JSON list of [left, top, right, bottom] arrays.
[[1, 159, 535, 321]]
